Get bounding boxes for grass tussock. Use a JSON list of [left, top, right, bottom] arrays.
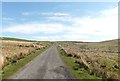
[[57, 40, 119, 80], [1, 40, 48, 68], [57, 46, 101, 79], [1, 40, 51, 79]]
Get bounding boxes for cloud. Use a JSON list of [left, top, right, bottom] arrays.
[[3, 6, 118, 41], [3, 23, 70, 34], [48, 16, 72, 22], [22, 11, 70, 17], [101, 7, 117, 16], [22, 12, 31, 15], [41, 12, 70, 17], [2, 17, 14, 21], [72, 7, 118, 35], [48, 7, 118, 38], [34, 34, 90, 41]]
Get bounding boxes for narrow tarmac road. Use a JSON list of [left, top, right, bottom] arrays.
[[9, 45, 75, 79]]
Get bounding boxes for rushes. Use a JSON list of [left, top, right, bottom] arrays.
[[0, 54, 4, 69], [58, 41, 119, 80], [1, 40, 46, 69]]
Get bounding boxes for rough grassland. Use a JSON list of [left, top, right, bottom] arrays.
[[2, 47, 49, 79], [57, 46, 101, 80], [57, 39, 119, 80]]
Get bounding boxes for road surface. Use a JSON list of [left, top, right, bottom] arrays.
[[9, 45, 75, 79]]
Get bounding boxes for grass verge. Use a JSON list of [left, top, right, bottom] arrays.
[[2, 47, 49, 79], [57, 46, 101, 80]]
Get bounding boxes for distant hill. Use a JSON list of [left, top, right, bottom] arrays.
[[74, 39, 119, 43], [70, 39, 119, 47], [0, 37, 35, 42], [1, 37, 119, 44], [100, 39, 119, 45]]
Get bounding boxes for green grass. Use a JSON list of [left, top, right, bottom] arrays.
[[2, 47, 49, 79], [57, 46, 101, 80]]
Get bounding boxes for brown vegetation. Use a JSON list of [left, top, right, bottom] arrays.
[[0, 54, 4, 69], [1, 40, 46, 69], [58, 40, 119, 80]]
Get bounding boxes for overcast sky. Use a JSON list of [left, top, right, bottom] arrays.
[[2, 2, 118, 41]]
